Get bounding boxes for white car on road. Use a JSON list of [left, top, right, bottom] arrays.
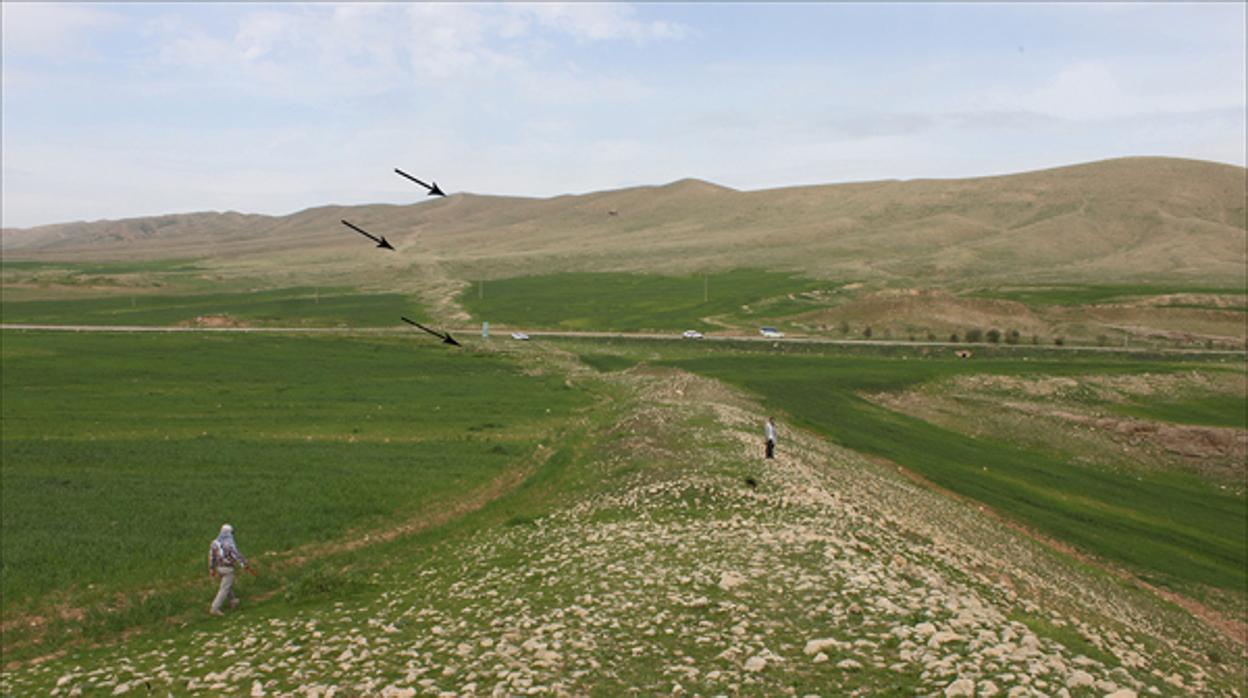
[[759, 326, 785, 339], [682, 330, 704, 340], [510, 332, 530, 341]]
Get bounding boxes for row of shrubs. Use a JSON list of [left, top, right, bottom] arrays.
[[836, 323, 1228, 349]]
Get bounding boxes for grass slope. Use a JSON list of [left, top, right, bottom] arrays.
[[0, 331, 589, 642], [668, 352, 1246, 593]]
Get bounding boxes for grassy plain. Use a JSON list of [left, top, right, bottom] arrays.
[[1111, 393, 1248, 429], [459, 270, 830, 332], [663, 349, 1246, 594], [0, 330, 590, 651], [1, 286, 409, 327], [965, 283, 1247, 306], [1, 331, 1244, 694]]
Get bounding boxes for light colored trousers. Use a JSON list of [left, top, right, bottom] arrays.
[[211, 565, 236, 613]]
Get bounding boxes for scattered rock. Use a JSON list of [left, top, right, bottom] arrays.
[[1067, 670, 1095, 689], [944, 678, 975, 697]]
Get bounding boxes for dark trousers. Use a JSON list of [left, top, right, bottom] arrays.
[[765, 439, 775, 459]]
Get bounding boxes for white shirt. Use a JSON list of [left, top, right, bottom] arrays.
[[765, 421, 776, 441]]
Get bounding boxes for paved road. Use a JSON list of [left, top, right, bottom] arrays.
[[2, 323, 1243, 356]]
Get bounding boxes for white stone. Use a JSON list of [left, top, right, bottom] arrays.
[[804, 638, 848, 655], [944, 678, 975, 697], [1067, 670, 1095, 689], [812, 653, 828, 664], [928, 631, 963, 648], [744, 656, 767, 673], [1104, 690, 1137, 698], [837, 659, 862, 670]]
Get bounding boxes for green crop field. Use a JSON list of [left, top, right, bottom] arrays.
[[1, 259, 207, 275], [667, 350, 1247, 594], [0, 330, 590, 648], [964, 284, 1247, 306], [0, 287, 411, 327], [460, 270, 830, 332], [1110, 393, 1248, 429]]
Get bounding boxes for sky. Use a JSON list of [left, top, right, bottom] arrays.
[[2, 2, 1245, 229]]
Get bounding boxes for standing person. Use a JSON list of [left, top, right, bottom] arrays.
[[208, 523, 248, 616], [765, 417, 777, 459]]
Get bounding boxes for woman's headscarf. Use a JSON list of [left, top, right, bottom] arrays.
[[216, 523, 240, 558]]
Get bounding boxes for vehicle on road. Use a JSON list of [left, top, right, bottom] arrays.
[[510, 332, 530, 341], [682, 330, 704, 340], [759, 326, 785, 339]]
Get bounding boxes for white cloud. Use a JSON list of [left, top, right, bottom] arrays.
[[973, 59, 1245, 122], [143, 3, 684, 93], [0, 3, 120, 60], [515, 3, 686, 42]]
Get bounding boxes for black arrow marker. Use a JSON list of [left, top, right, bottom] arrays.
[[394, 168, 446, 197], [340, 219, 395, 251], [401, 316, 461, 347]]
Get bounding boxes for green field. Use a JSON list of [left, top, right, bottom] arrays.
[[1, 259, 206, 274], [0, 286, 411, 327], [1, 331, 589, 642], [965, 284, 1247, 306], [1111, 393, 1248, 429], [2, 329, 1245, 693], [667, 351, 1247, 593], [460, 270, 830, 331]]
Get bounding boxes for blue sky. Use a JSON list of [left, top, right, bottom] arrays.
[[2, 2, 1244, 228]]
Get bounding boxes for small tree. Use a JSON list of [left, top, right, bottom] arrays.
[[1054, 336, 1065, 346], [1096, 334, 1109, 347], [950, 332, 960, 343], [986, 329, 1001, 344], [1006, 329, 1020, 345], [965, 328, 983, 343], [839, 320, 850, 335], [927, 331, 937, 342], [863, 326, 873, 339], [1031, 334, 1040, 345]]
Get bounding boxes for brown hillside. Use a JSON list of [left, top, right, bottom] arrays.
[[3, 157, 1245, 286]]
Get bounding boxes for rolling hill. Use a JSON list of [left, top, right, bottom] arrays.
[[3, 157, 1245, 287]]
